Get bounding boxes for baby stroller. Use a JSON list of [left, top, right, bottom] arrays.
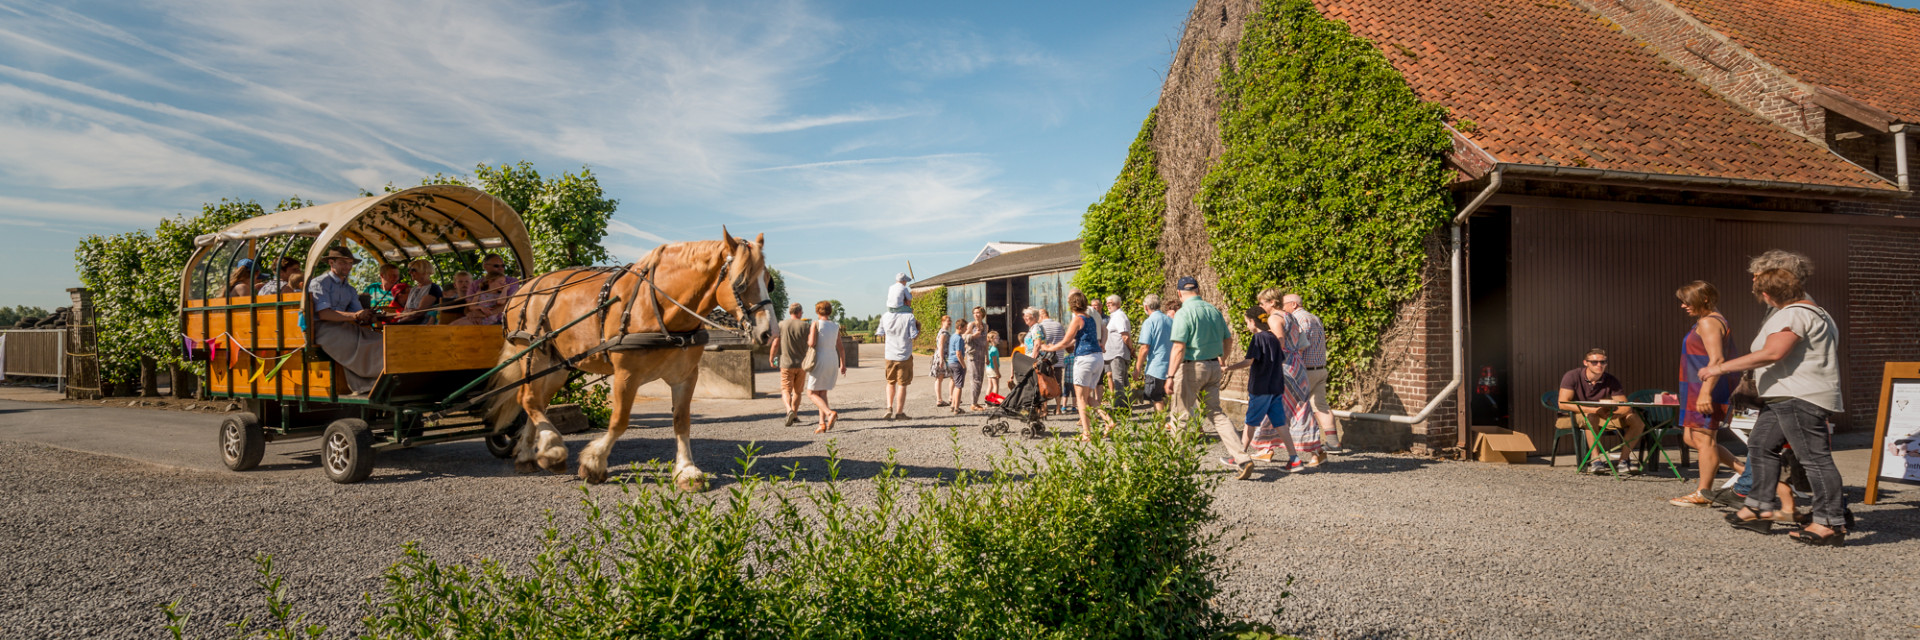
[[982, 351, 1059, 439]]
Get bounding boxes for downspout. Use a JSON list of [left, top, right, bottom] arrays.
[[1894, 124, 1910, 191], [1331, 170, 1501, 427]]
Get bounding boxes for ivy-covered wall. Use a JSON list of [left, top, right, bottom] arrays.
[[1194, 0, 1454, 398], [910, 286, 947, 352], [1075, 110, 1168, 310]]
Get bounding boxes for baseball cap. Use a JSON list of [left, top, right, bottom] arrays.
[[1176, 276, 1199, 291], [896, 272, 911, 283]]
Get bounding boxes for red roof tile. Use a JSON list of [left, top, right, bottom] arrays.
[[1313, 0, 1893, 190], [1669, 0, 1920, 122]]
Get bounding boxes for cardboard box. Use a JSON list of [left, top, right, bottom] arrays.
[[1472, 425, 1536, 464]]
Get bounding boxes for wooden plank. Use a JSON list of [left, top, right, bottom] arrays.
[[382, 324, 505, 374]]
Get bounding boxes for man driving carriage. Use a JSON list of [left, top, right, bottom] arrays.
[[309, 245, 384, 394]]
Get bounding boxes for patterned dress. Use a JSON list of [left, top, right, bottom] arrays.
[[1679, 312, 1737, 428], [1251, 313, 1318, 453]]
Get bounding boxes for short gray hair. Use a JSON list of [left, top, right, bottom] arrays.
[[1105, 294, 1122, 305], [1748, 250, 1812, 281], [1143, 294, 1161, 310], [788, 303, 804, 317], [1022, 307, 1039, 320]]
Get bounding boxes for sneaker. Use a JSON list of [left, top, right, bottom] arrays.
[[1703, 487, 1746, 509], [1218, 456, 1242, 470], [1250, 448, 1275, 462], [1287, 457, 1304, 472], [883, 412, 896, 421], [1237, 460, 1256, 480], [785, 412, 798, 427], [894, 412, 911, 420]]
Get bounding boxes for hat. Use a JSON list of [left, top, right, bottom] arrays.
[[235, 258, 256, 271], [323, 246, 361, 264], [896, 272, 911, 283], [1176, 276, 1200, 292]]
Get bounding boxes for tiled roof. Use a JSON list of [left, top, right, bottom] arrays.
[[917, 239, 1080, 287], [1670, 0, 1920, 123], [1314, 0, 1893, 191]]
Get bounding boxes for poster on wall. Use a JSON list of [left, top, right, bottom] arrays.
[[1881, 380, 1920, 483]]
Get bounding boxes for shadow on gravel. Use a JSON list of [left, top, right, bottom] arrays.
[[1312, 454, 1439, 475], [0, 405, 84, 415]]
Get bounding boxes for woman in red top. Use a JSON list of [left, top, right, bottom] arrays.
[[1670, 281, 1743, 507]]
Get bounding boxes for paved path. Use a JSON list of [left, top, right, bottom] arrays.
[[1, 347, 1917, 638]]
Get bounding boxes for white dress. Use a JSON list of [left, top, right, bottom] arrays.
[[806, 319, 840, 391]]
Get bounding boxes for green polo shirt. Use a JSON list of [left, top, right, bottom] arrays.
[[1170, 297, 1228, 361]]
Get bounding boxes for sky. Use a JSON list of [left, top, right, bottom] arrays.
[[0, 0, 1192, 316]]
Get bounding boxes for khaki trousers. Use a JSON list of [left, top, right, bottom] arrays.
[[1173, 359, 1244, 463]]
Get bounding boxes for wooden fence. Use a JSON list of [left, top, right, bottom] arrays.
[[1, 329, 65, 387]]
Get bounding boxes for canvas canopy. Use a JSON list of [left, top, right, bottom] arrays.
[[194, 184, 533, 276]]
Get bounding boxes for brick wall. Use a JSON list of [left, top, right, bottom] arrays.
[[1580, 0, 1827, 144], [1344, 231, 1457, 454], [1845, 227, 1920, 421]]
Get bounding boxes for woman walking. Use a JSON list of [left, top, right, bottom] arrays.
[[806, 300, 845, 433], [1670, 281, 1744, 507], [1042, 291, 1108, 440], [1701, 269, 1847, 545], [965, 307, 990, 410], [1259, 289, 1320, 465]]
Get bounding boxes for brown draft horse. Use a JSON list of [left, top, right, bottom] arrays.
[[484, 230, 772, 490]]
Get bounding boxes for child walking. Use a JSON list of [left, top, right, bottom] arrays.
[[1224, 307, 1302, 472]]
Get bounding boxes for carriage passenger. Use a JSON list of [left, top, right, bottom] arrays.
[[452, 253, 519, 326], [392, 259, 442, 325], [308, 245, 384, 395], [256, 258, 304, 295]]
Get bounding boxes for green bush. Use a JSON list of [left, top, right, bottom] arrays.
[[1197, 0, 1455, 398], [910, 285, 947, 352], [172, 408, 1248, 638], [1076, 109, 1168, 311]]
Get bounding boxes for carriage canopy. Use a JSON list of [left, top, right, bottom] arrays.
[[192, 184, 533, 276]]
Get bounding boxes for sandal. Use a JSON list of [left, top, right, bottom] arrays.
[[1669, 491, 1712, 507], [1725, 508, 1774, 534], [1788, 526, 1846, 547]]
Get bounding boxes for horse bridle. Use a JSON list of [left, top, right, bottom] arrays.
[[718, 247, 772, 321]]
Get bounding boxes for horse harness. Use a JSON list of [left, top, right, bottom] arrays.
[[504, 247, 765, 373]]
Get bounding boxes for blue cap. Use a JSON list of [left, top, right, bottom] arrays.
[[1176, 276, 1199, 291], [236, 258, 256, 270]]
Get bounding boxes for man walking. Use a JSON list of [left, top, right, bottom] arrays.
[[1166, 277, 1243, 478], [1283, 293, 1342, 456], [1134, 294, 1173, 411], [875, 304, 920, 420], [769, 303, 811, 426], [1102, 294, 1132, 398]]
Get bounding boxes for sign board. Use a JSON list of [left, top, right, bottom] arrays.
[[1866, 362, 1920, 505]]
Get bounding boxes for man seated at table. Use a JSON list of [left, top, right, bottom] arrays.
[[309, 245, 384, 395], [1558, 348, 1645, 473]]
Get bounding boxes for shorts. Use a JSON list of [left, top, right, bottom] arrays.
[[985, 366, 999, 380], [1305, 367, 1330, 413], [1071, 354, 1105, 388], [884, 358, 914, 384], [1105, 355, 1130, 386], [1143, 375, 1168, 402], [780, 368, 805, 395], [1245, 394, 1291, 427], [946, 361, 966, 380]]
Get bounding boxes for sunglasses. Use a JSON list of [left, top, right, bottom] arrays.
[[1586, 359, 1609, 365]]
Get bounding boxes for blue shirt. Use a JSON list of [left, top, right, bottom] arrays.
[[1138, 311, 1173, 379], [307, 271, 363, 314], [947, 333, 964, 365]]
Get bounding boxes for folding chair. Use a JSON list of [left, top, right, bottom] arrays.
[[1627, 389, 1685, 480], [1540, 391, 1584, 468]]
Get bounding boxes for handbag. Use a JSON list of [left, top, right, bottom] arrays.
[[1729, 371, 1762, 413], [1035, 360, 1062, 399]]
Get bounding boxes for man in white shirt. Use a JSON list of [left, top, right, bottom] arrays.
[[1102, 294, 1132, 396], [875, 309, 920, 420]]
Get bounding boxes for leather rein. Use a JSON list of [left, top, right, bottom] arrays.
[[506, 244, 767, 370]]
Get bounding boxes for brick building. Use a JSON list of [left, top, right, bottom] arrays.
[[1156, 0, 1920, 453]]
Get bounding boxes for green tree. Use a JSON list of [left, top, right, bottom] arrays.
[[766, 267, 790, 318], [0, 305, 51, 328]]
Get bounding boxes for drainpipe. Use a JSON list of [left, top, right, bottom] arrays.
[[1331, 170, 1501, 429], [1894, 124, 1910, 191]]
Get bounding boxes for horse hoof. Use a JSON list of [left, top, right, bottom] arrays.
[[579, 466, 608, 485], [514, 460, 541, 474], [674, 470, 708, 492]]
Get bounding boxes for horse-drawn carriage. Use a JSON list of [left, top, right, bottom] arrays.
[[183, 185, 774, 487]]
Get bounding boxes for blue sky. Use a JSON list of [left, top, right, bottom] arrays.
[[0, 0, 1191, 315]]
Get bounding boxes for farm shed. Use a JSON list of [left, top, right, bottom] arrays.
[[914, 239, 1082, 344]]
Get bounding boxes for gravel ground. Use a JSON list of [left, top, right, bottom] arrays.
[[2, 347, 1917, 639]]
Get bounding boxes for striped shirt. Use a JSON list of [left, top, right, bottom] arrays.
[[1292, 308, 1327, 368]]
